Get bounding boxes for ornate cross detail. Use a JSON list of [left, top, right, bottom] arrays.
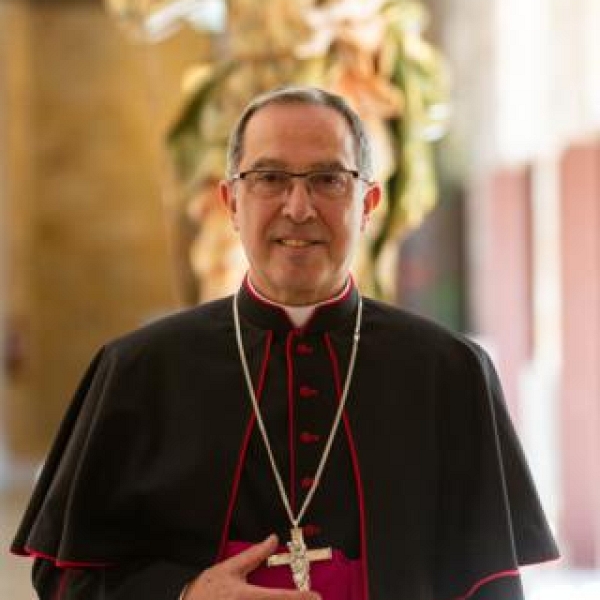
[[266, 527, 332, 591]]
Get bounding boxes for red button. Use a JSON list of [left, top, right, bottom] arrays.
[[299, 385, 318, 398], [301, 476, 315, 489], [303, 524, 321, 538], [296, 343, 314, 355], [299, 431, 321, 444]]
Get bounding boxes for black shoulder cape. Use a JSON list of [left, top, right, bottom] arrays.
[[12, 286, 559, 599]]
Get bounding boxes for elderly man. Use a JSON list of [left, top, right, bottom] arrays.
[[12, 86, 558, 600]]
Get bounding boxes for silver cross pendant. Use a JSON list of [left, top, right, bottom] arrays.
[[266, 527, 332, 591]]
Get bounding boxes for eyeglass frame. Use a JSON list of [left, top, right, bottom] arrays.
[[228, 168, 374, 200]]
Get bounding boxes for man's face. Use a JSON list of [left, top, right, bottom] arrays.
[[220, 102, 380, 305]]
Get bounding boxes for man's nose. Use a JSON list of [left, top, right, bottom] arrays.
[[281, 178, 317, 222]]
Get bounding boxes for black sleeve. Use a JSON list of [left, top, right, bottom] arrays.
[[434, 343, 558, 600], [32, 558, 198, 600]]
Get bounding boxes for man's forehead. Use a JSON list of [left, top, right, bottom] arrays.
[[239, 103, 356, 168]]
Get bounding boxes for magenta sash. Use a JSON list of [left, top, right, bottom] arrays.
[[222, 541, 364, 600]]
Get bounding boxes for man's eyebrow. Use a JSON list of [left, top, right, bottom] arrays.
[[247, 158, 287, 170], [308, 160, 348, 171]]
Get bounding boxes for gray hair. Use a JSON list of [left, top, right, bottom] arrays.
[[226, 85, 374, 179]]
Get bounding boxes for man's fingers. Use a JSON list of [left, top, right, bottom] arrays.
[[246, 587, 321, 600], [225, 534, 279, 576], [213, 536, 321, 599]]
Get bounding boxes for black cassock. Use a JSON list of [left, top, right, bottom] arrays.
[[12, 282, 559, 599]]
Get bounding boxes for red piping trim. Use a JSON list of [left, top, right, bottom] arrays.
[[244, 275, 293, 326], [451, 569, 520, 600], [53, 569, 70, 600], [324, 333, 370, 600], [20, 547, 111, 568], [216, 330, 274, 562], [301, 277, 353, 331], [286, 330, 297, 512]]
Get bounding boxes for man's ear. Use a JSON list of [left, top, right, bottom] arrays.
[[361, 183, 381, 231], [219, 179, 239, 230]]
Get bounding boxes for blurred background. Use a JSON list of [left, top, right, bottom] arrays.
[[1, 0, 599, 598]]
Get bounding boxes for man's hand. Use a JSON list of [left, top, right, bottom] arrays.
[[182, 535, 321, 600]]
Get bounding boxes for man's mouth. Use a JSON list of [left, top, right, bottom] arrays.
[[277, 238, 319, 248]]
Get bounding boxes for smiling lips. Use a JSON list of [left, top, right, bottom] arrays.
[[278, 238, 319, 248]]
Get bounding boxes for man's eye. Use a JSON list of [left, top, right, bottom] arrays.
[[255, 172, 287, 184], [312, 172, 345, 186]]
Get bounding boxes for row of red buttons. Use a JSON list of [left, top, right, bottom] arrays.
[[295, 340, 321, 539]]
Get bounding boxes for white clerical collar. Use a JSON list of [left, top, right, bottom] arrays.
[[246, 277, 352, 328]]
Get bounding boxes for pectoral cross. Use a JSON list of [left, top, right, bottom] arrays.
[[266, 527, 332, 591]]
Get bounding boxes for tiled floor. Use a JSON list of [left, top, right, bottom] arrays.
[[2, 486, 600, 599]]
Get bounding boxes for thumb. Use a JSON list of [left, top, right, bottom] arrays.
[[226, 534, 279, 576]]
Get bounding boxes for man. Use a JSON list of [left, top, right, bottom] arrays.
[[12, 86, 558, 600]]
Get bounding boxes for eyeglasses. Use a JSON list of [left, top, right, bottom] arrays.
[[230, 169, 371, 200]]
